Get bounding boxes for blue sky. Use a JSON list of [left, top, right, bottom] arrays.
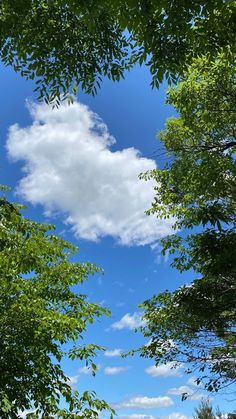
[[1, 65, 233, 418]]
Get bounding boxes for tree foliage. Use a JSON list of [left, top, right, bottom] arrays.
[[0, 186, 114, 418], [0, 0, 235, 102], [140, 55, 236, 393], [194, 400, 219, 419], [193, 400, 236, 419]]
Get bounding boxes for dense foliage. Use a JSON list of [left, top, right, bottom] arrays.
[[0, 0, 235, 102], [0, 187, 114, 418], [140, 55, 236, 394]]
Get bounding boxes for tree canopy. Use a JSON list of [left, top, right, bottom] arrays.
[[0, 0, 235, 103], [0, 186, 114, 418], [139, 54, 236, 394]]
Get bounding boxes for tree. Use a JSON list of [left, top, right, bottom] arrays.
[[139, 54, 236, 393], [193, 400, 236, 419], [0, 0, 235, 103], [194, 400, 217, 419], [0, 186, 114, 418]]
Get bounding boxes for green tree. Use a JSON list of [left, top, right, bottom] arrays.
[[0, 0, 235, 103], [193, 400, 236, 419], [0, 186, 114, 418], [140, 54, 236, 393], [194, 400, 216, 419]]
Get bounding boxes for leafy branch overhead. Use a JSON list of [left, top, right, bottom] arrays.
[[140, 54, 236, 394], [0, 0, 235, 102], [0, 187, 114, 418]]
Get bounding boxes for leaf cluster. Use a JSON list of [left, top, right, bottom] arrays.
[[140, 55, 236, 394], [0, 1, 235, 102], [0, 0, 131, 104], [141, 274, 236, 393], [193, 400, 236, 419], [0, 187, 114, 418]]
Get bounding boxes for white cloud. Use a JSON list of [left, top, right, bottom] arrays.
[[187, 376, 203, 388], [18, 411, 36, 418], [145, 362, 183, 378], [168, 385, 190, 396], [165, 413, 188, 419], [66, 364, 102, 386], [104, 366, 129, 375], [78, 366, 92, 375], [77, 365, 95, 375], [104, 348, 123, 357], [116, 301, 125, 307], [115, 395, 173, 409], [67, 374, 79, 387], [145, 339, 175, 352], [111, 312, 145, 330], [6, 101, 174, 246], [167, 385, 206, 401], [120, 413, 188, 419], [121, 415, 157, 419]]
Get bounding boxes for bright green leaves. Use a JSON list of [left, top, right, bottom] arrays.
[[0, 189, 112, 417], [144, 54, 236, 234], [161, 228, 236, 276], [141, 275, 236, 393], [0, 1, 235, 102], [140, 55, 236, 393], [0, 0, 131, 104]]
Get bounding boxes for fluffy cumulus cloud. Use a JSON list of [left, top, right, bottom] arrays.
[[104, 366, 129, 375], [145, 362, 183, 378], [111, 312, 145, 330], [6, 101, 174, 246], [104, 348, 123, 357], [115, 395, 173, 409]]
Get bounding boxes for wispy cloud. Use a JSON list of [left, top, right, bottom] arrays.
[[67, 374, 80, 386], [77, 366, 94, 375], [66, 364, 102, 387], [120, 415, 157, 419], [116, 301, 125, 307], [104, 348, 123, 357], [145, 362, 183, 378], [111, 312, 145, 330], [65, 366, 94, 388], [145, 338, 175, 353], [104, 366, 130, 375], [187, 376, 203, 388], [19, 410, 37, 418], [114, 395, 173, 409], [168, 385, 207, 401], [165, 413, 188, 419], [7, 101, 174, 247]]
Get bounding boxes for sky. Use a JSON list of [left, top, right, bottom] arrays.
[[0, 64, 234, 418]]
